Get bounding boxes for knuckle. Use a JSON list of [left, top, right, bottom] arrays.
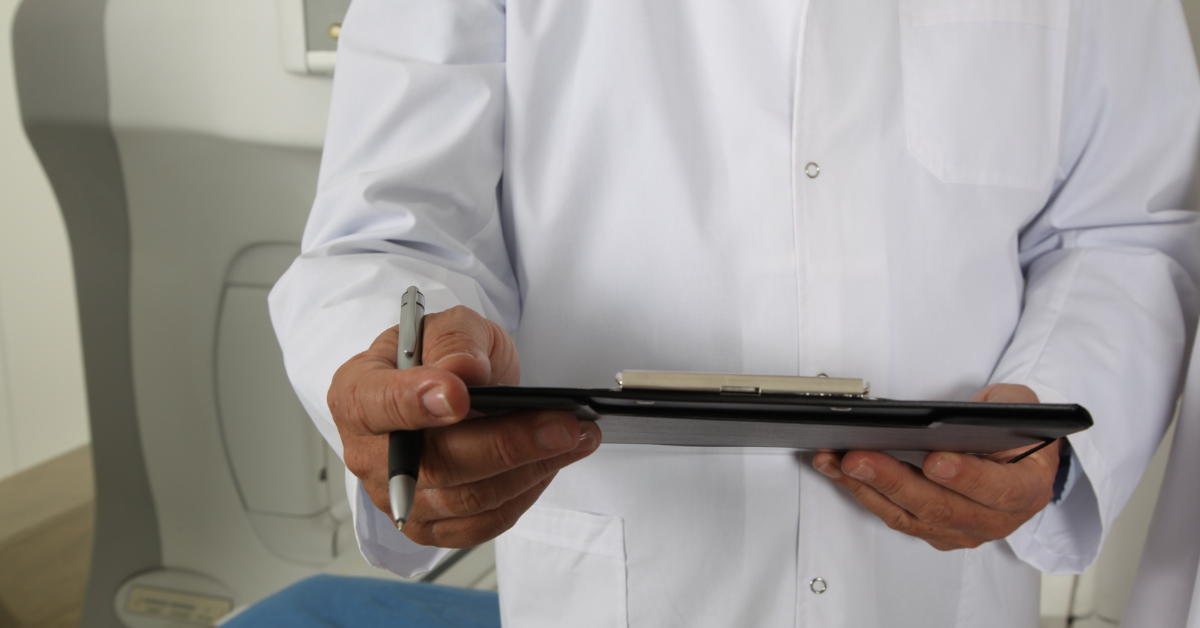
[[928, 540, 956, 552], [841, 479, 870, 499], [490, 429, 525, 470], [532, 453, 573, 477], [430, 488, 478, 518], [959, 468, 989, 497], [326, 378, 345, 417], [404, 526, 435, 547], [489, 505, 517, 535], [919, 499, 956, 527], [883, 510, 913, 534], [328, 354, 370, 420], [875, 473, 906, 496], [959, 537, 986, 549], [380, 377, 412, 425], [419, 437, 459, 488], [334, 380, 361, 424], [964, 469, 1012, 507], [340, 378, 385, 436], [426, 325, 485, 362], [992, 482, 1025, 512], [929, 538, 969, 552], [426, 523, 458, 549], [425, 519, 469, 550], [437, 326, 480, 350], [455, 483, 499, 516], [443, 305, 475, 321], [342, 449, 372, 480]]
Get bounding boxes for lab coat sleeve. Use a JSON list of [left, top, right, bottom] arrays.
[[998, 0, 1200, 575], [267, 0, 515, 576]]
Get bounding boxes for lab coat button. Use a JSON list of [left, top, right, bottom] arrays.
[[810, 578, 827, 594], [804, 162, 820, 178]]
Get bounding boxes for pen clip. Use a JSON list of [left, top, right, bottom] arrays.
[[398, 287, 425, 368]]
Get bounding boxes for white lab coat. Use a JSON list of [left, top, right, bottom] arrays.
[[268, 0, 1200, 625], [1124, 343, 1200, 628]]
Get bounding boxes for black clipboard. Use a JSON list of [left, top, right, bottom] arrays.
[[468, 378, 1092, 458]]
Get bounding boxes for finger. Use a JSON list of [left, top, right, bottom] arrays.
[[417, 431, 600, 519], [813, 455, 989, 550], [812, 451, 845, 477], [352, 433, 393, 515], [422, 413, 601, 487], [970, 383, 1039, 404], [407, 474, 558, 548], [838, 451, 1005, 534], [422, 306, 520, 386], [922, 446, 1056, 513], [358, 418, 599, 519], [329, 309, 520, 435], [329, 356, 471, 435]]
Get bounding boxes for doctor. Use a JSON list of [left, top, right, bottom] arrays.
[[270, 0, 1200, 625]]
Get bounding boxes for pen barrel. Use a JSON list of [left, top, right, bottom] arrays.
[[388, 430, 424, 479]]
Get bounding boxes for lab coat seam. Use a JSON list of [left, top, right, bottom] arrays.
[[789, 0, 812, 380], [789, 2, 813, 624]]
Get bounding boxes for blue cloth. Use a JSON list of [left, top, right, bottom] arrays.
[[222, 575, 501, 628]]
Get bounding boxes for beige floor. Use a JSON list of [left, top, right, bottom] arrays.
[[0, 447, 94, 628]]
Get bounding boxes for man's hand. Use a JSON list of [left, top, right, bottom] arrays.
[[328, 306, 601, 548], [812, 384, 1059, 551]]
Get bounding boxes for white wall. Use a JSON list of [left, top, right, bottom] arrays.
[[0, 310, 14, 476], [0, 0, 91, 480]]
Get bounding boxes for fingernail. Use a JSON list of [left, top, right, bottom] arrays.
[[929, 456, 958, 480], [536, 419, 574, 451], [816, 462, 842, 480], [574, 428, 599, 455], [421, 386, 455, 421], [848, 461, 874, 481]]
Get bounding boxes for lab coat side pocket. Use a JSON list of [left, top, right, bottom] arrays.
[[898, 0, 1070, 190], [496, 506, 628, 628]]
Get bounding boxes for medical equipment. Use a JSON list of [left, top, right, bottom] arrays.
[[11, 1, 493, 625]]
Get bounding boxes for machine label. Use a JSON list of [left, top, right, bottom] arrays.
[[125, 585, 233, 625]]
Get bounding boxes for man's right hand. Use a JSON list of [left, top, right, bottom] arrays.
[[327, 305, 601, 548]]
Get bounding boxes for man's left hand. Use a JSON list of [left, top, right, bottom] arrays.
[[812, 384, 1060, 551]]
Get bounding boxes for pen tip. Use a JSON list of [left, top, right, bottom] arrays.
[[395, 518, 405, 531]]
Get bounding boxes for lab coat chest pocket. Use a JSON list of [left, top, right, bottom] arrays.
[[898, 0, 1070, 189], [496, 506, 627, 628]]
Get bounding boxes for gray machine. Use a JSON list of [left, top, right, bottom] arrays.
[[12, 0, 492, 625]]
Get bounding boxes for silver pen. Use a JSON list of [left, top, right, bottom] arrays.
[[388, 286, 425, 528]]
